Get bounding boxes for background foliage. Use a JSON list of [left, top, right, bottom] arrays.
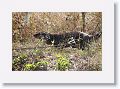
[[12, 12, 102, 71]]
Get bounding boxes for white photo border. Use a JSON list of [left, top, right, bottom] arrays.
[[0, 0, 114, 83]]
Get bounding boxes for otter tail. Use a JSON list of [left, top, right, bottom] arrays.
[[93, 31, 102, 40]]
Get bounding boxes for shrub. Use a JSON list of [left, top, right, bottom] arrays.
[[12, 54, 28, 71], [35, 61, 48, 71], [24, 64, 36, 71], [56, 54, 70, 71]]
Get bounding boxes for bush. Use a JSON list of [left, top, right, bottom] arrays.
[[24, 61, 48, 71], [35, 61, 48, 71], [24, 64, 36, 71], [12, 54, 28, 71], [56, 54, 70, 71]]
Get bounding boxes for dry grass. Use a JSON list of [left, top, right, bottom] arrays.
[[12, 12, 102, 71]]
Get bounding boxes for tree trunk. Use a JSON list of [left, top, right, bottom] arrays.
[[82, 12, 86, 32]]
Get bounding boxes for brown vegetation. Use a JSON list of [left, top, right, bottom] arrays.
[[12, 12, 102, 71]]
